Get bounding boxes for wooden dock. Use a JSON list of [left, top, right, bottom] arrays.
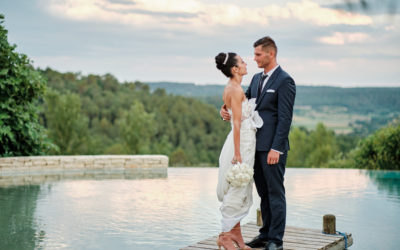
[[181, 222, 353, 250]]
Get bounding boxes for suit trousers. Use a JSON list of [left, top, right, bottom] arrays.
[[253, 150, 287, 245]]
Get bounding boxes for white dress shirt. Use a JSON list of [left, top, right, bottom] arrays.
[[260, 64, 279, 92]]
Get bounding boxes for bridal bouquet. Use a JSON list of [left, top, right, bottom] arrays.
[[226, 162, 253, 188]]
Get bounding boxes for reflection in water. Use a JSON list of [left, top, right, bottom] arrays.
[[0, 168, 399, 250], [0, 168, 167, 187], [364, 170, 400, 199], [30, 170, 219, 250], [286, 169, 369, 202], [0, 185, 43, 250]]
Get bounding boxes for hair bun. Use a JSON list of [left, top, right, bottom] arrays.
[[215, 53, 227, 70], [214, 52, 237, 78]]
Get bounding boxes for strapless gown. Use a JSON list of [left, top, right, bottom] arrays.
[[217, 98, 263, 232]]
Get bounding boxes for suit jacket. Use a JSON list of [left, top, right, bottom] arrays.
[[245, 66, 296, 152]]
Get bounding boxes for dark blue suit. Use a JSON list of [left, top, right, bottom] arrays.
[[245, 66, 296, 245]]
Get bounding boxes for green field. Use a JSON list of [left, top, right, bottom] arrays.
[[293, 105, 371, 134]]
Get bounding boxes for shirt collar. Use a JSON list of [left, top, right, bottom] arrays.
[[263, 64, 279, 77]]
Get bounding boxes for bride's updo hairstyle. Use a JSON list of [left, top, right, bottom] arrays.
[[215, 52, 237, 78]]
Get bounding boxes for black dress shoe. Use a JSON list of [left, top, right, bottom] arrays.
[[245, 235, 269, 248], [264, 242, 283, 250]]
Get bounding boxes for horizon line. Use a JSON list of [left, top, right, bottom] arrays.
[[145, 81, 400, 88]]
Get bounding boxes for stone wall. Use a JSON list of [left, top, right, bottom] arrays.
[[0, 155, 168, 186]]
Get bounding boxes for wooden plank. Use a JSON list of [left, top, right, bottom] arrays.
[[242, 234, 330, 247], [189, 243, 219, 249], [241, 234, 339, 249], [247, 223, 340, 237], [180, 222, 352, 250], [242, 227, 343, 242], [245, 223, 330, 235], [243, 224, 345, 240], [181, 246, 216, 250]]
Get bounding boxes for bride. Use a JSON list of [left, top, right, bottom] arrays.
[[215, 52, 263, 250]]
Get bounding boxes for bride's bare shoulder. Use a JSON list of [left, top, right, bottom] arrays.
[[223, 83, 245, 107], [225, 84, 244, 95], [231, 84, 245, 102]]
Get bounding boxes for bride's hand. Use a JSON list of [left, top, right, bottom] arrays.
[[231, 155, 242, 164]]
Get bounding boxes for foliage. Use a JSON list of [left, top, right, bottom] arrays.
[[287, 123, 346, 168], [38, 68, 229, 166], [169, 148, 190, 166], [0, 14, 53, 156], [117, 101, 156, 154], [354, 120, 400, 170], [286, 127, 309, 167], [43, 90, 89, 154], [306, 123, 339, 167], [287, 120, 400, 170], [350, 114, 398, 137]]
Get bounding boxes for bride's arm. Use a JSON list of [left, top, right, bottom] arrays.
[[231, 89, 243, 163]]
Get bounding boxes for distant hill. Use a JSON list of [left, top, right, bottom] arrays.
[[146, 82, 400, 114], [146, 82, 226, 97], [146, 81, 400, 135]]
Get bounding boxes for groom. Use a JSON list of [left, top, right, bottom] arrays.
[[221, 36, 296, 250]]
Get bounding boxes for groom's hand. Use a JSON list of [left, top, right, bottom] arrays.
[[220, 104, 231, 121], [267, 150, 280, 165]]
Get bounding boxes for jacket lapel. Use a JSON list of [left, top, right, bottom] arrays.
[[256, 66, 282, 108]]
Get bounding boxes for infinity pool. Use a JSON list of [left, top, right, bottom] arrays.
[[0, 168, 399, 249]]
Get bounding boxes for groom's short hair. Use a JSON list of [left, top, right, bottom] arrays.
[[254, 36, 277, 56]]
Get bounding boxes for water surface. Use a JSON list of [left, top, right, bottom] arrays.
[[0, 168, 399, 249]]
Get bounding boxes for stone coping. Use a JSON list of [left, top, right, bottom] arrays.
[[0, 155, 168, 186], [0, 155, 168, 167]]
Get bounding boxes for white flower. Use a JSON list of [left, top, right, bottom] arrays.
[[226, 162, 253, 187]]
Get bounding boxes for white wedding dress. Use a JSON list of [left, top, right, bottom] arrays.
[[217, 98, 263, 232]]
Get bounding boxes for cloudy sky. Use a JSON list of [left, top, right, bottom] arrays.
[[1, 0, 399, 87]]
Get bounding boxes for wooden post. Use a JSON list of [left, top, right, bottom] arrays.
[[323, 214, 336, 234], [257, 208, 263, 226]]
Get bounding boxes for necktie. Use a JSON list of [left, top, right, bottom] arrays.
[[257, 74, 268, 100]]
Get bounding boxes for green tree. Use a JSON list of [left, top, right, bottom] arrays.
[[0, 14, 52, 156], [170, 148, 190, 166], [305, 123, 339, 167], [354, 122, 400, 170], [150, 135, 173, 156], [44, 90, 89, 154], [117, 101, 156, 154], [287, 127, 309, 167], [287, 124, 344, 168]]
